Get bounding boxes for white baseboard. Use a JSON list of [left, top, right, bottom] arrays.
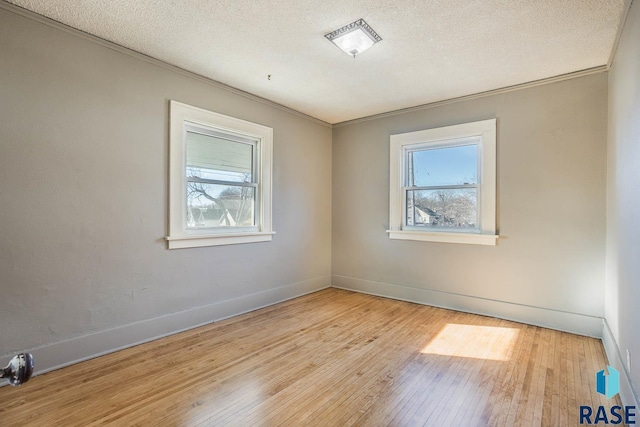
[[602, 318, 640, 408], [17, 276, 330, 376], [332, 275, 603, 338]]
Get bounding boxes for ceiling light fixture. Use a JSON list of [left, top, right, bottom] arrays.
[[324, 19, 382, 58]]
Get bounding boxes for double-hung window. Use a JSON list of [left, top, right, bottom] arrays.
[[167, 101, 273, 249], [388, 119, 497, 245]]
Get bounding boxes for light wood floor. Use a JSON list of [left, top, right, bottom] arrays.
[[1, 288, 619, 426]]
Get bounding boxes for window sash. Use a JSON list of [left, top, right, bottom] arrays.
[[186, 181, 257, 229], [403, 184, 478, 191], [404, 187, 480, 232], [186, 176, 258, 188], [185, 124, 258, 181], [404, 142, 479, 186]]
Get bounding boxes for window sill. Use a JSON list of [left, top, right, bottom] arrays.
[[387, 230, 498, 246], [166, 232, 275, 249]]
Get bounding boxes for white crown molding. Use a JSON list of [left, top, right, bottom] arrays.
[[607, 0, 635, 69], [0, 1, 332, 128], [333, 66, 608, 127]]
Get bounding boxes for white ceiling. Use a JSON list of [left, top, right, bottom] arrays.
[[7, 0, 626, 124]]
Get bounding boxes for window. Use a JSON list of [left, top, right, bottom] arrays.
[[388, 119, 497, 245], [166, 101, 273, 249]]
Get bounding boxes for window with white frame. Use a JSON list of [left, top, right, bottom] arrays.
[[166, 101, 273, 249], [388, 119, 497, 245]]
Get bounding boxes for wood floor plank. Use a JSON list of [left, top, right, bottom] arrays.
[[0, 288, 620, 426], [490, 323, 536, 427]]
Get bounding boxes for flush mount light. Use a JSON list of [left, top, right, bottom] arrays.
[[324, 19, 382, 58]]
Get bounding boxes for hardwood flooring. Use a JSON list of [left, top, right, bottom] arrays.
[[0, 288, 619, 426]]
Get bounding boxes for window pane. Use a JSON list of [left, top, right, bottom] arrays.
[[406, 188, 478, 230], [186, 182, 255, 228], [409, 143, 478, 186], [186, 131, 254, 183]]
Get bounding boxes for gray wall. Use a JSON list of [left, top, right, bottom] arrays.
[[606, 0, 640, 407], [0, 7, 332, 368], [332, 73, 608, 335]]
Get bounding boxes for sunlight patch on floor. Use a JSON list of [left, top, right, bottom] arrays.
[[421, 323, 519, 361]]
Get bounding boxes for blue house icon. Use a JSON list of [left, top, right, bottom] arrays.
[[596, 366, 620, 399]]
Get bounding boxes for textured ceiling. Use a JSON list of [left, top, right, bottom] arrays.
[[6, 0, 626, 124]]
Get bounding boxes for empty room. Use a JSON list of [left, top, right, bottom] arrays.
[[1, 0, 638, 425]]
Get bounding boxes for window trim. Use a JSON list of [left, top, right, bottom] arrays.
[[166, 101, 274, 249], [388, 119, 498, 246]]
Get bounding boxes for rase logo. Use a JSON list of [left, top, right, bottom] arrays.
[[579, 366, 636, 425]]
